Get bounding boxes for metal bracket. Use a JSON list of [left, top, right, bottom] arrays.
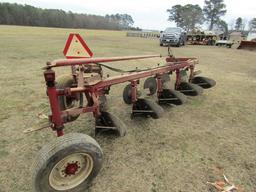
[[23, 124, 51, 134], [23, 112, 50, 133]]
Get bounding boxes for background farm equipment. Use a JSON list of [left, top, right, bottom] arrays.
[[186, 30, 217, 46], [215, 40, 234, 48], [237, 40, 256, 50], [31, 34, 216, 192]]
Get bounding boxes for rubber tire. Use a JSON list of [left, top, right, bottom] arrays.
[[160, 42, 163, 46], [144, 99, 164, 119], [56, 75, 82, 122], [143, 77, 157, 95], [32, 133, 103, 192], [123, 84, 132, 104]]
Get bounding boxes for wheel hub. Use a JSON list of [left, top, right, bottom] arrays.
[[65, 162, 80, 176], [49, 153, 94, 191]]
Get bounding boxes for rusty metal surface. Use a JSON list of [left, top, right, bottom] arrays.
[[91, 61, 194, 89], [47, 54, 162, 68]]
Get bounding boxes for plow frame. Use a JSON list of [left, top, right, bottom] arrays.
[[43, 55, 198, 137]]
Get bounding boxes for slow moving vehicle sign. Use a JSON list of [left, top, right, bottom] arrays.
[[63, 33, 93, 58]]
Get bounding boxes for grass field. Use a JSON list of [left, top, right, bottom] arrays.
[[0, 25, 256, 192]]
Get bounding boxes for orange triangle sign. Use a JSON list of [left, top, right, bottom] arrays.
[[63, 33, 93, 59]]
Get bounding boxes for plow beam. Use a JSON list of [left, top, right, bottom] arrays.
[[46, 54, 162, 68], [64, 60, 197, 95], [89, 60, 197, 90]]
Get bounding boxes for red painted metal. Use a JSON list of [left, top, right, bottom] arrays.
[[63, 33, 94, 59], [48, 55, 161, 68], [189, 65, 195, 82], [44, 70, 64, 136], [175, 69, 181, 89], [65, 163, 79, 175], [131, 80, 138, 103], [57, 130, 64, 137], [91, 93, 101, 117], [166, 57, 198, 63], [156, 74, 163, 97], [59, 61, 193, 95], [44, 38, 198, 136], [87, 61, 193, 90], [47, 87, 63, 126]]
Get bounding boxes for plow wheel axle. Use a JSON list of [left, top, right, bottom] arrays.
[[123, 84, 142, 104], [143, 77, 157, 95]]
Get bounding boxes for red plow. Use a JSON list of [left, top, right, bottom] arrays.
[[30, 34, 216, 192]]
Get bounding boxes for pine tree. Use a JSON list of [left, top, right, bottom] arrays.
[[235, 17, 242, 31], [203, 0, 227, 30]]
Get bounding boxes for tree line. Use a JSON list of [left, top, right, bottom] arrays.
[[0, 3, 138, 30], [167, 0, 256, 34]]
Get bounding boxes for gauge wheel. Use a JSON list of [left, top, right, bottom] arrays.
[[143, 77, 157, 95], [56, 75, 83, 122], [32, 133, 103, 192], [123, 84, 132, 104]]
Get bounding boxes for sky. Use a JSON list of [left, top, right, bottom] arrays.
[[1, 0, 255, 30]]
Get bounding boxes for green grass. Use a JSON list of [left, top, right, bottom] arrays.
[[0, 140, 8, 159]]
